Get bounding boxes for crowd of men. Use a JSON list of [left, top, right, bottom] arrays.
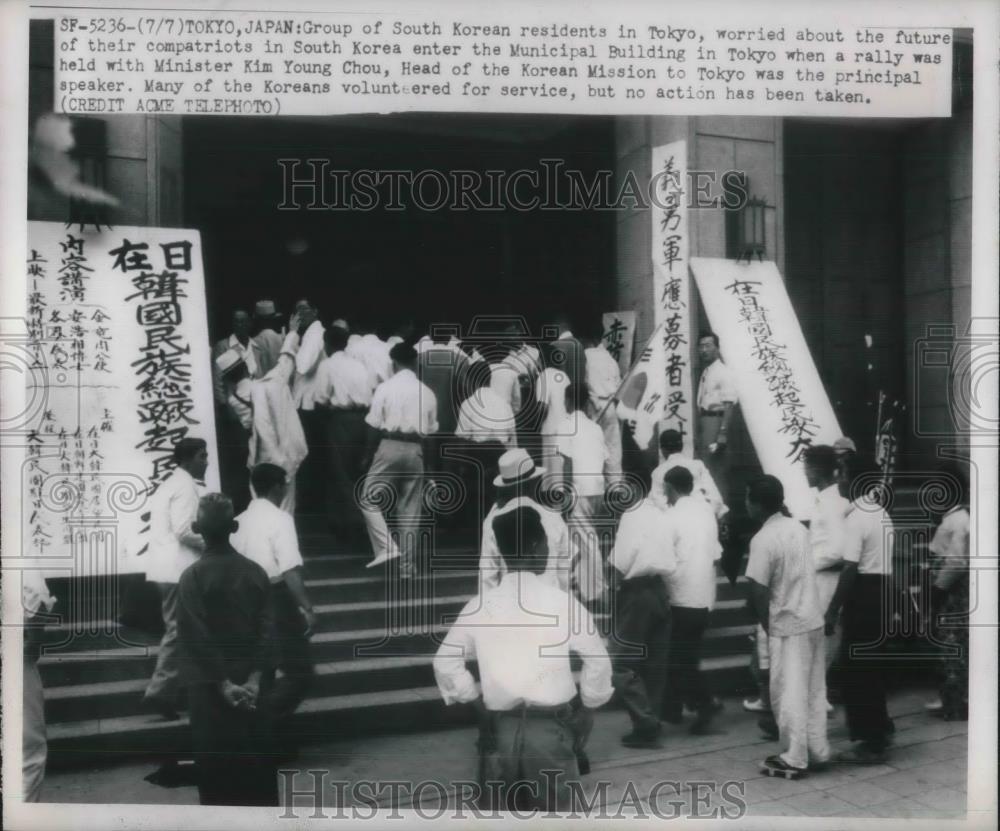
[[21, 298, 972, 810]]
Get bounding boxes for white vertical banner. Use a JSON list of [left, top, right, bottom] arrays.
[[651, 141, 694, 456], [691, 257, 843, 518], [601, 310, 636, 377], [23, 223, 219, 576]]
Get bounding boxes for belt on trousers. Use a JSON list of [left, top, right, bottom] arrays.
[[381, 431, 423, 443], [330, 405, 368, 413], [495, 702, 574, 719], [699, 409, 725, 417]]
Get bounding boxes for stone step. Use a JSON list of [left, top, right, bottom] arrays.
[[46, 654, 755, 770], [41, 618, 759, 724]]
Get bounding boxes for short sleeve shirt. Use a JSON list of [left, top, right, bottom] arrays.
[[697, 359, 738, 412], [842, 496, 893, 575], [230, 498, 303, 582], [745, 513, 823, 637]]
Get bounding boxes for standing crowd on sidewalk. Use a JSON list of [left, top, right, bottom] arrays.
[[22, 301, 974, 809]]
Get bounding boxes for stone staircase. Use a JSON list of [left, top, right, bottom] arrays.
[[40, 518, 758, 770]]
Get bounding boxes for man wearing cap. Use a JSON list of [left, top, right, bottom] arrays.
[[360, 342, 438, 575], [176, 493, 278, 806], [479, 449, 573, 592], [434, 506, 613, 811], [696, 332, 738, 504], [252, 300, 285, 378]]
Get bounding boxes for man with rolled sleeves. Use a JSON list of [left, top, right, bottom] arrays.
[[695, 332, 738, 504], [360, 342, 438, 576], [434, 506, 613, 811]]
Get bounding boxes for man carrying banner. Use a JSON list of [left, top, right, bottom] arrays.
[[584, 328, 624, 486], [142, 437, 209, 720], [695, 332, 738, 503]]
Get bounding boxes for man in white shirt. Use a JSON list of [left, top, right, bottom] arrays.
[[744, 475, 830, 778], [479, 450, 573, 592], [584, 333, 624, 486], [659, 466, 723, 734], [609, 494, 676, 748], [434, 506, 613, 811], [417, 331, 471, 486], [231, 463, 315, 733], [289, 299, 326, 514], [548, 315, 586, 390], [824, 457, 895, 763], [534, 344, 572, 483], [347, 321, 393, 387], [804, 444, 851, 680], [212, 309, 262, 406], [556, 385, 608, 602], [454, 367, 518, 536], [360, 342, 438, 575], [212, 311, 262, 513], [252, 299, 285, 378], [651, 429, 727, 520], [316, 325, 375, 542], [142, 437, 208, 718], [695, 332, 738, 502]]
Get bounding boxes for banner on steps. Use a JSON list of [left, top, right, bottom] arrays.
[[690, 257, 842, 518], [21, 222, 218, 577]]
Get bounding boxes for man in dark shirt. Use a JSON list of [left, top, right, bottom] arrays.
[[176, 493, 278, 806]]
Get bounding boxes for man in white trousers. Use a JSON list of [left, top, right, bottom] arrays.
[[744, 475, 830, 778]]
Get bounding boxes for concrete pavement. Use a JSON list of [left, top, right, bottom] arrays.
[[42, 685, 970, 820]]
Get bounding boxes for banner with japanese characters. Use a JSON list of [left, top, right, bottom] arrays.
[[602, 311, 637, 377], [23, 223, 218, 576], [651, 140, 694, 456], [691, 257, 842, 518]]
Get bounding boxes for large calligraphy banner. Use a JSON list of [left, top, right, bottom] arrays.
[[651, 141, 694, 456], [23, 223, 218, 576], [691, 257, 842, 518]]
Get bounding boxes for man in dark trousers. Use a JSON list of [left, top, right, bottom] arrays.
[[231, 463, 316, 750], [176, 493, 278, 806], [434, 506, 613, 811]]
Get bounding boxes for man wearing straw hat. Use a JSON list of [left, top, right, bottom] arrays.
[[479, 448, 573, 592]]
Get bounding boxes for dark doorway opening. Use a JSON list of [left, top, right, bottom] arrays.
[[783, 119, 906, 461], [182, 114, 617, 342]]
